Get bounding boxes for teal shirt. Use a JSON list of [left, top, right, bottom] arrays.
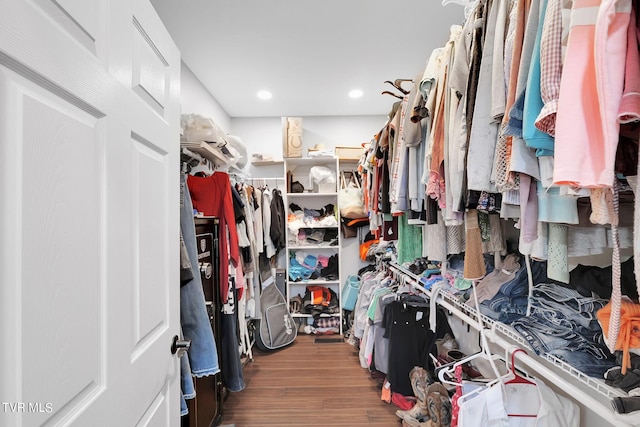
[[523, 0, 554, 156]]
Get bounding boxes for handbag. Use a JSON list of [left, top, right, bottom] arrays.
[[340, 216, 369, 239], [339, 170, 367, 219], [341, 275, 361, 311]]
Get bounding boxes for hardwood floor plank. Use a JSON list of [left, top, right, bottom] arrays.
[[220, 335, 403, 426]]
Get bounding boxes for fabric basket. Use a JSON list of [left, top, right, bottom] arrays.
[[341, 275, 361, 311]]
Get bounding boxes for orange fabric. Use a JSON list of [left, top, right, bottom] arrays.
[[360, 239, 379, 261], [505, 0, 531, 118], [306, 286, 331, 306], [597, 300, 640, 374], [381, 380, 392, 403], [501, 0, 531, 179]]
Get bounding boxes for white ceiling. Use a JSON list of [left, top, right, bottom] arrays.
[[150, 0, 465, 118]]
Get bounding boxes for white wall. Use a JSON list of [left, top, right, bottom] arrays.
[[180, 61, 231, 132]]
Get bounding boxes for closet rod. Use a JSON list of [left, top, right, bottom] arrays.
[[389, 263, 484, 331]]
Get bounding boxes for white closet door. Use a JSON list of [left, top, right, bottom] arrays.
[[0, 0, 181, 425]]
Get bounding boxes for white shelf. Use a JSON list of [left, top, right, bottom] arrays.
[[284, 156, 336, 166], [288, 280, 340, 286], [251, 159, 284, 166], [285, 156, 343, 335], [288, 244, 339, 250], [287, 224, 339, 229], [181, 141, 228, 166], [287, 192, 338, 197], [291, 313, 340, 318]]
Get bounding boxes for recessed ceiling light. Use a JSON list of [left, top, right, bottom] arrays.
[[257, 90, 272, 100], [348, 89, 363, 99]]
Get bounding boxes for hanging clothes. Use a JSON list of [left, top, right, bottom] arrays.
[[187, 172, 240, 303], [269, 188, 286, 252], [262, 187, 276, 259], [179, 174, 220, 379], [457, 377, 580, 426]]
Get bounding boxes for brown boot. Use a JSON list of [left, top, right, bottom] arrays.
[[425, 383, 452, 427], [395, 367, 431, 423]]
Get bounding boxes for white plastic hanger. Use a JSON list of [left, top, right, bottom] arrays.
[[436, 279, 506, 387], [442, 0, 468, 6], [436, 351, 502, 386], [503, 348, 539, 418]]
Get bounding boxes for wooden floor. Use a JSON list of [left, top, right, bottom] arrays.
[[220, 334, 403, 427]]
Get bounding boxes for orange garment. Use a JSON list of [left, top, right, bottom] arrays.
[[427, 70, 448, 207], [505, 0, 532, 116], [360, 239, 379, 261], [597, 300, 640, 374], [500, 0, 533, 183], [306, 286, 332, 307]]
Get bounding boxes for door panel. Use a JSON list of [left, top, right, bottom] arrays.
[[132, 17, 169, 114], [32, 0, 103, 56], [6, 70, 106, 427], [135, 383, 170, 427], [0, 0, 180, 425], [131, 134, 169, 356]]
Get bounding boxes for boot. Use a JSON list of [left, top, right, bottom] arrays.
[[426, 383, 452, 427], [395, 367, 431, 423]]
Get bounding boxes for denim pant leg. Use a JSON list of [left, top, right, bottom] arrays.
[[220, 278, 245, 392], [549, 348, 617, 378], [180, 393, 188, 417], [180, 174, 221, 377], [500, 260, 547, 297], [532, 283, 606, 328], [511, 316, 578, 355], [181, 350, 196, 398], [180, 338, 196, 416]]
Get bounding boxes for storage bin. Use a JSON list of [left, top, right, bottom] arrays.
[[341, 275, 361, 311], [335, 146, 363, 160]]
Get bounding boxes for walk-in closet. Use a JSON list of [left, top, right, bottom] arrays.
[[2, 0, 638, 426]]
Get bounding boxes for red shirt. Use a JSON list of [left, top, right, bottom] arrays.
[[187, 172, 239, 303]]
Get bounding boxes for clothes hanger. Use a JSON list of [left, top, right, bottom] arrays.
[[436, 351, 502, 386], [442, 0, 468, 6], [502, 348, 538, 418], [505, 348, 536, 386], [381, 90, 404, 99], [383, 80, 411, 95]]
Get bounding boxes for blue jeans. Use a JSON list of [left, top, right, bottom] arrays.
[[530, 283, 606, 329], [512, 315, 592, 355], [220, 277, 245, 392], [548, 348, 617, 378], [180, 352, 194, 415], [499, 259, 547, 297], [479, 295, 527, 324], [511, 314, 614, 376], [180, 174, 221, 378]]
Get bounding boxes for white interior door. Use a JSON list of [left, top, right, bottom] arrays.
[[0, 0, 181, 426]]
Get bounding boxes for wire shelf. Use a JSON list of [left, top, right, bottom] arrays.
[[387, 262, 629, 405]]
